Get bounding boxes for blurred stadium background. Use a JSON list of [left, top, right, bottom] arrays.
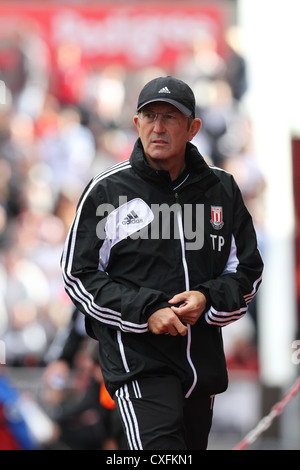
[[0, 0, 299, 450]]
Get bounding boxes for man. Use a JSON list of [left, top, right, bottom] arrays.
[[61, 76, 263, 450]]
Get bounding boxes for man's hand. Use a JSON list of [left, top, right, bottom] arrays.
[[168, 291, 207, 326], [148, 307, 188, 336]]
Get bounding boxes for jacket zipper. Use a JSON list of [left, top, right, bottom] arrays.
[[174, 192, 197, 398]]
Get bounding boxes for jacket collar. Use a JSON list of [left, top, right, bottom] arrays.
[[130, 138, 219, 190]]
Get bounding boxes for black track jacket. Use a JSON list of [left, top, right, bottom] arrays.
[[61, 139, 263, 398]]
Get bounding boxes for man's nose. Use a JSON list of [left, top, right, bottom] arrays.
[[153, 115, 166, 132]]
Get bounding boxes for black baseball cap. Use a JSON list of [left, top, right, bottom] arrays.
[[137, 76, 195, 118]]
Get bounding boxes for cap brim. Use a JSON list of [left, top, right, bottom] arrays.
[[137, 98, 192, 116]]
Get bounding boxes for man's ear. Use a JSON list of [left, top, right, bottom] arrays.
[[188, 118, 201, 141], [133, 114, 140, 130]]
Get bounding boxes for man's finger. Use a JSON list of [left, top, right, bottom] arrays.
[[169, 292, 187, 302], [170, 303, 189, 315], [172, 317, 188, 336]]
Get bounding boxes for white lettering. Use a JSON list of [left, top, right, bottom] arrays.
[[210, 234, 217, 250], [106, 455, 140, 467], [210, 234, 225, 251], [51, 10, 214, 66], [218, 235, 225, 251], [96, 198, 204, 250], [150, 454, 192, 464]]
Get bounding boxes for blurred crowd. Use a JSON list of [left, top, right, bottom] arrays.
[[0, 21, 266, 449]]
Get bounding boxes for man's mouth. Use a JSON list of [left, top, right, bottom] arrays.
[[152, 139, 169, 144]]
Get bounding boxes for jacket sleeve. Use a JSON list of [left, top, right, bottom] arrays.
[[61, 185, 170, 334], [198, 179, 263, 327]]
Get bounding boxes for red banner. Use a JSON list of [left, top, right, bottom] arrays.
[[0, 2, 226, 70]]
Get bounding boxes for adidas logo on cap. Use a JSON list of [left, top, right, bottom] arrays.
[[158, 86, 171, 94]]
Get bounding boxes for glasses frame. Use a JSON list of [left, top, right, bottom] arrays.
[[138, 110, 193, 125]]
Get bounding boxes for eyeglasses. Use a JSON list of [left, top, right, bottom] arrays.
[[138, 110, 192, 125]]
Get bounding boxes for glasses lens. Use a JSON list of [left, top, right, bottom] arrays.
[[139, 111, 182, 124], [139, 111, 156, 122]]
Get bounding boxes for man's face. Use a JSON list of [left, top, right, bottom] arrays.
[[133, 102, 201, 171]]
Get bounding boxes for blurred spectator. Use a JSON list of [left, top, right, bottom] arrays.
[[51, 41, 86, 107], [43, 311, 124, 450], [0, 366, 37, 449], [176, 31, 226, 84], [81, 64, 126, 125], [0, 22, 50, 118], [192, 78, 250, 168], [44, 348, 124, 450], [224, 26, 248, 101], [38, 105, 96, 194], [0, 30, 27, 104]]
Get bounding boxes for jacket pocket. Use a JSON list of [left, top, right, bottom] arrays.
[[189, 323, 228, 395]]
